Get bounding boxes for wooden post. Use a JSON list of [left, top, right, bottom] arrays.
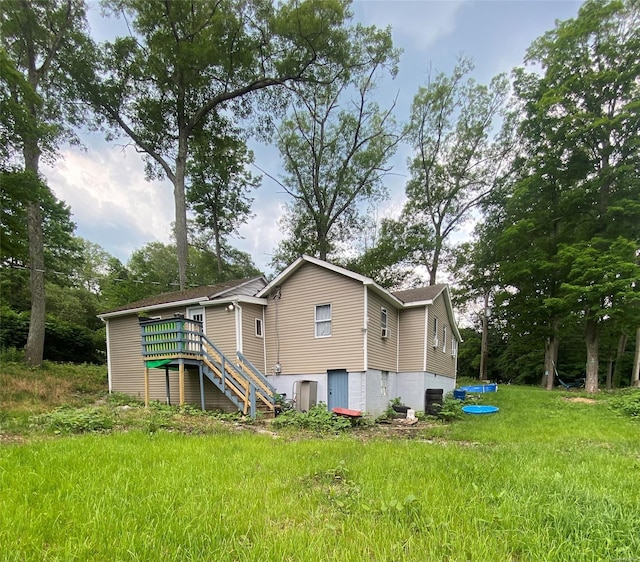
[[144, 363, 149, 408], [179, 359, 185, 406]]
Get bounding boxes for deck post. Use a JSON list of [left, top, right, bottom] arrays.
[[199, 364, 205, 410], [179, 359, 185, 406], [165, 366, 171, 405], [144, 363, 149, 408]]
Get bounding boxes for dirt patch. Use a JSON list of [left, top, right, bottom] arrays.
[[563, 397, 597, 404], [0, 433, 26, 445]]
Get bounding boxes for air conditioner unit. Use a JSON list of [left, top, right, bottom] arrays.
[[433, 337, 439, 348], [381, 327, 388, 339]]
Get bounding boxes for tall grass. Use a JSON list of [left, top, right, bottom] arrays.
[[1, 383, 639, 561]]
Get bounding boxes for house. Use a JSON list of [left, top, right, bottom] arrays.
[[98, 255, 462, 417]]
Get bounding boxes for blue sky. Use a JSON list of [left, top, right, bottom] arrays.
[[44, 0, 583, 275]]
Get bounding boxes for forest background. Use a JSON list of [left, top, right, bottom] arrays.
[[1, 0, 638, 391]]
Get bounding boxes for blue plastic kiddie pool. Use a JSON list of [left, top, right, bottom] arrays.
[[462, 405, 499, 414]]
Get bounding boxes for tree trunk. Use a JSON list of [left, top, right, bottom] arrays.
[[584, 316, 599, 393], [174, 134, 189, 290], [429, 244, 441, 286], [543, 329, 560, 391], [612, 333, 627, 389], [318, 227, 329, 261], [479, 291, 489, 381], [213, 220, 223, 278], [605, 356, 613, 390], [23, 141, 45, 366], [25, 199, 46, 366], [632, 327, 640, 388]]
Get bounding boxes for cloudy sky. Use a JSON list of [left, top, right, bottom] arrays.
[[43, 0, 583, 275]]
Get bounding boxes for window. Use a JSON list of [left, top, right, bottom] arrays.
[[451, 338, 458, 357], [381, 307, 388, 338], [442, 325, 447, 352], [255, 318, 263, 338], [381, 371, 388, 396], [433, 316, 439, 348], [186, 306, 204, 325], [315, 304, 332, 337]]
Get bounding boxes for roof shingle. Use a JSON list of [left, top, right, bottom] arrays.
[[101, 277, 262, 315], [391, 284, 447, 304]]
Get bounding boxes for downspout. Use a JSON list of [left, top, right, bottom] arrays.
[[396, 308, 400, 373], [262, 306, 267, 374], [234, 301, 243, 354], [101, 317, 112, 393], [423, 307, 429, 372], [363, 285, 368, 372]]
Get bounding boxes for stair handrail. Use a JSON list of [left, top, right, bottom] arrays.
[[236, 351, 276, 407], [201, 340, 252, 413]]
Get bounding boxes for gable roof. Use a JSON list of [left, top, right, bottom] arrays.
[[392, 285, 447, 304], [259, 256, 462, 341], [98, 276, 266, 318], [257, 255, 404, 307], [394, 284, 462, 342]]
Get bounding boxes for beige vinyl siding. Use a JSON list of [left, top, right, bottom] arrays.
[[204, 305, 237, 358], [108, 308, 236, 410], [241, 302, 266, 373], [426, 294, 457, 378], [264, 263, 364, 374], [398, 307, 426, 372], [108, 314, 146, 399], [367, 290, 398, 371]]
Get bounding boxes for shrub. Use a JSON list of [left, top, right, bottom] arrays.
[[436, 395, 466, 421], [609, 390, 640, 419], [272, 404, 352, 432], [31, 406, 114, 434], [0, 307, 105, 364]]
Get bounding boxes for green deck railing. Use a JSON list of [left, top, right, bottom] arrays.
[[139, 316, 276, 417]]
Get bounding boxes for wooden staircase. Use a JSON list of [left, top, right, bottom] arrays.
[[140, 316, 277, 418]]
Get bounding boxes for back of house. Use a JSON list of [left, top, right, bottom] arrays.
[[99, 256, 462, 416]]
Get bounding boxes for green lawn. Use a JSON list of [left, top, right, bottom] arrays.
[[1, 384, 638, 561]]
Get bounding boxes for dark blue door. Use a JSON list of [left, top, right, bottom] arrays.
[[327, 369, 348, 410]]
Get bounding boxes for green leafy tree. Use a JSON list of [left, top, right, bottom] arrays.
[[187, 120, 260, 277], [86, 0, 362, 290], [99, 241, 260, 309], [1, 171, 81, 310], [374, 58, 512, 286], [270, 23, 400, 267], [1, 0, 89, 365], [507, 0, 640, 392]]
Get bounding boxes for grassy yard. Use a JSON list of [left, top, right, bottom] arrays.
[[1, 363, 639, 561]]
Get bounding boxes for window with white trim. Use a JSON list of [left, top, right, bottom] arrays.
[[255, 318, 263, 338], [381, 307, 388, 338], [451, 338, 458, 357], [442, 325, 447, 353], [433, 316, 439, 348], [315, 304, 332, 337]]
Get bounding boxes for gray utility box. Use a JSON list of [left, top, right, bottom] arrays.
[[294, 380, 318, 412]]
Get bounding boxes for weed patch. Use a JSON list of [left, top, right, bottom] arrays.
[[609, 388, 640, 419], [271, 404, 352, 432], [31, 406, 114, 434]]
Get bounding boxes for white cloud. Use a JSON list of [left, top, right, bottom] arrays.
[[355, 0, 464, 51], [43, 143, 175, 262]]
